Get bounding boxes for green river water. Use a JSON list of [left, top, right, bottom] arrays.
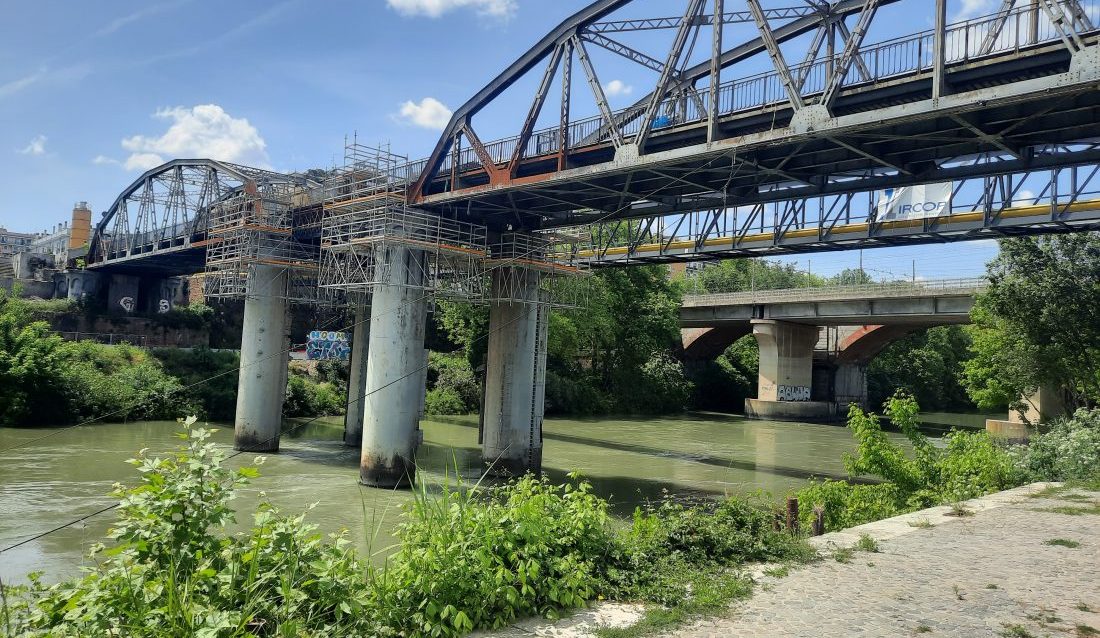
[[0, 412, 989, 584]]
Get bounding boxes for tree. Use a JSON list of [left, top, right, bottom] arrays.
[[963, 234, 1100, 412], [867, 326, 974, 411], [687, 258, 820, 294]]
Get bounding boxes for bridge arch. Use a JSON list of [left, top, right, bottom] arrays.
[[681, 324, 752, 360], [87, 159, 304, 271]]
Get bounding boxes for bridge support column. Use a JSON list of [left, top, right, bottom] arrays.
[[359, 246, 428, 488], [986, 385, 1066, 440], [107, 274, 140, 314], [482, 269, 548, 476], [745, 320, 835, 421], [234, 264, 290, 452], [343, 304, 370, 447], [833, 362, 869, 410]]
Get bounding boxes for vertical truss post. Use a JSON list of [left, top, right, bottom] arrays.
[[559, 38, 573, 170], [933, 0, 948, 99], [635, 0, 706, 151], [747, 0, 805, 111], [509, 43, 565, 177], [707, 0, 723, 144]]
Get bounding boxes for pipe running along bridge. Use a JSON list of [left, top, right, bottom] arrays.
[[80, 0, 1100, 486]]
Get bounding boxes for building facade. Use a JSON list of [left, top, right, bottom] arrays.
[[0, 227, 35, 258]]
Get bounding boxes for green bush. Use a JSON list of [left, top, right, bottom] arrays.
[[604, 495, 812, 606], [614, 351, 694, 414], [1015, 408, 1100, 481], [426, 351, 479, 414], [153, 348, 240, 421], [545, 370, 610, 416], [844, 394, 1020, 509], [284, 374, 345, 418], [795, 480, 902, 531], [373, 475, 613, 636], [424, 387, 468, 416], [10, 423, 375, 637]]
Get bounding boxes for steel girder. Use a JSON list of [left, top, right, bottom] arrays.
[[87, 159, 309, 274], [405, 0, 1100, 236]]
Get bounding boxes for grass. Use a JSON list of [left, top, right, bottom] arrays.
[[1077, 602, 1094, 612], [908, 518, 934, 528], [1077, 624, 1099, 637], [1044, 538, 1081, 548], [945, 502, 975, 517], [1025, 609, 1060, 624], [832, 547, 855, 563], [916, 624, 933, 633], [986, 583, 999, 590], [1034, 503, 1100, 516], [593, 571, 752, 638], [855, 534, 880, 553], [762, 565, 790, 578], [1027, 484, 1067, 499], [999, 624, 1037, 638]]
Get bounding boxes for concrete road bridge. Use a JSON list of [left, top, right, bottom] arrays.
[[679, 277, 985, 419], [73, 0, 1100, 486]]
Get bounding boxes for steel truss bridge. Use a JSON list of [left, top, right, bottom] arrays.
[[88, 0, 1100, 276]]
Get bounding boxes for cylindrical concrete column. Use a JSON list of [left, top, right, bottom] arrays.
[[235, 264, 290, 452], [359, 246, 428, 488], [482, 268, 548, 476], [343, 304, 370, 447]]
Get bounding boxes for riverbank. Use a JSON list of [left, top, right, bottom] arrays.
[[484, 481, 1100, 638]]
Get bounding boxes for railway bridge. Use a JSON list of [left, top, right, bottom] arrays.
[[80, 0, 1100, 486]]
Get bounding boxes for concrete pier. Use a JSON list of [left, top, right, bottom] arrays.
[[359, 246, 429, 488], [344, 304, 370, 447], [234, 264, 290, 452], [745, 319, 834, 420], [833, 362, 869, 409], [482, 268, 549, 476]]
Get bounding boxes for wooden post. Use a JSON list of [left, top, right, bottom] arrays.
[[785, 496, 800, 534], [812, 505, 826, 536]]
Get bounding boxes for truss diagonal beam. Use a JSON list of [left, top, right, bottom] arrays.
[[822, 0, 880, 109], [585, 5, 819, 33], [573, 35, 625, 148], [636, 0, 707, 150], [747, 0, 805, 111], [510, 43, 565, 176]]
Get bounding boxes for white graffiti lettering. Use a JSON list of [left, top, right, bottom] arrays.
[[778, 385, 811, 402], [118, 296, 136, 313]]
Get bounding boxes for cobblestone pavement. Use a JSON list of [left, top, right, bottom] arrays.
[[479, 483, 1100, 638]]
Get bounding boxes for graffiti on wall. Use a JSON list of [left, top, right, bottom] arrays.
[[306, 330, 351, 361], [777, 385, 811, 402]]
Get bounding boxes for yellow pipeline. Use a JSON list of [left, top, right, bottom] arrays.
[[570, 199, 1100, 259]]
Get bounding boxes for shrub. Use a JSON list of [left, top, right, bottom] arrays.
[[1016, 408, 1100, 481], [373, 475, 614, 636], [843, 394, 1020, 509], [11, 423, 376, 637], [795, 479, 902, 531], [153, 347, 240, 421], [614, 351, 693, 414], [424, 386, 468, 416], [284, 374, 345, 418]]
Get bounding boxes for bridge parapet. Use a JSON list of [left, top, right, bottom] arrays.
[[683, 277, 987, 307]]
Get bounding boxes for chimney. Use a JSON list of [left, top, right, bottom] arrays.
[[70, 201, 92, 250]]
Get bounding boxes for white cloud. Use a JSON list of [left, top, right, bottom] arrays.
[[94, 0, 189, 37], [397, 97, 453, 130], [18, 135, 47, 156], [954, 0, 995, 20], [118, 104, 269, 171], [386, 0, 516, 19], [93, 154, 120, 166], [603, 79, 633, 98], [0, 70, 44, 99]]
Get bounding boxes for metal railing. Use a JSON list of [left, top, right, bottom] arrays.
[[682, 277, 988, 307]]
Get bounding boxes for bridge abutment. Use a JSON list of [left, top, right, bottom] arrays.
[[234, 264, 290, 452], [745, 320, 835, 421], [481, 268, 548, 476], [359, 245, 429, 489], [343, 304, 370, 448]]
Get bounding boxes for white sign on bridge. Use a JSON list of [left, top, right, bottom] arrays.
[[877, 182, 953, 221]]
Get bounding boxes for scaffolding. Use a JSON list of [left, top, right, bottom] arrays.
[[485, 231, 588, 308], [319, 140, 488, 301], [202, 179, 321, 303]]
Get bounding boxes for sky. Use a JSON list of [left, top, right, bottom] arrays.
[[0, 0, 1011, 279]]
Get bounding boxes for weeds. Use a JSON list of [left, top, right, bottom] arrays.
[[908, 518, 934, 528], [1034, 503, 1100, 516], [1044, 538, 1081, 548], [833, 547, 855, 563], [999, 624, 1037, 638], [856, 534, 880, 553], [952, 585, 965, 601], [986, 583, 999, 590], [916, 624, 933, 633], [1077, 602, 1094, 612], [946, 502, 974, 517], [762, 565, 790, 579], [1077, 624, 1099, 636]]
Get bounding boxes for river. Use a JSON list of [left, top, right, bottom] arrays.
[[0, 411, 990, 584]]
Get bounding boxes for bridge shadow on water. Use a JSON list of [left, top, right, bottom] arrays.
[[426, 415, 858, 485]]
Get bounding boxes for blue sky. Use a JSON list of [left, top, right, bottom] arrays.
[[0, 0, 1006, 278]]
